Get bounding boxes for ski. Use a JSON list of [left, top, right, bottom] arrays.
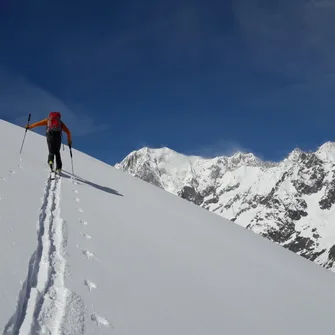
[[50, 173, 61, 181]]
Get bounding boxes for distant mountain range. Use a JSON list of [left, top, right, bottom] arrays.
[[116, 143, 335, 272]]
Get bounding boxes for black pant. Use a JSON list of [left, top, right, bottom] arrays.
[[47, 132, 62, 169]]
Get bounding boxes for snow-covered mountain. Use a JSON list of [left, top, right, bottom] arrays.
[[116, 145, 335, 272], [3, 119, 335, 334]]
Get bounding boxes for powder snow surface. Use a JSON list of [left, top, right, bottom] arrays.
[[1, 120, 335, 334]]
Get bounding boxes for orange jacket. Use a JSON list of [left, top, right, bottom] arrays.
[[28, 118, 72, 143]]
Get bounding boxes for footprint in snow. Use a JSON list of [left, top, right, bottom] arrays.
[[9, 170, 16, 175], [73, 190, 79, 194], [78, 219, 88, 226], [84, 279, 97, 292], [77, 245, 95, 259], [82, 249, 94, 259], [73, 197, 80, 202], [91, 314, 112, 328], [77, 208, 84, 213], [82, 233, 92, 240]]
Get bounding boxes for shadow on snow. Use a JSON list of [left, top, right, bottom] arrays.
[[61, 171, 124, 197]]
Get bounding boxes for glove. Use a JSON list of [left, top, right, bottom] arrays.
[[68, 140, 72, 148], [25, 124, 30, 130]]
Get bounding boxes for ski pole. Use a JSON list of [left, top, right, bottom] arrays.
[[69, 145, 75, 177], [20, 113, 31, 154]]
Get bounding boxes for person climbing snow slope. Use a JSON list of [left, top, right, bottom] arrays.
[[26, 112, 72, 173]]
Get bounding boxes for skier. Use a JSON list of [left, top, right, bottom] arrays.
[[26, 112, 72, 173]]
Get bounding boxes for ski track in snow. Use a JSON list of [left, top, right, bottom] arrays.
[[3, 176, 70, 335]]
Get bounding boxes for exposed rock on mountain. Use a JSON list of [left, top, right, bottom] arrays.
[[116, 143, 335, 272]]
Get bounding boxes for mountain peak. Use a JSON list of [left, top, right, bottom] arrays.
[[288, 148, 303, 162], [229, 151, 259, 164], [316, 142, 335, 161], [318, 141, 335, 150]]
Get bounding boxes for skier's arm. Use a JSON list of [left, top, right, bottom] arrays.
[[27, 119, 47, 129], [62, 122, 72, 146]]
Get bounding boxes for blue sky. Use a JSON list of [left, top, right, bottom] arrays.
[[1, 0, 335, 164]]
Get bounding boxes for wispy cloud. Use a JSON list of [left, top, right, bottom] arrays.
[[186, 139, 251, 158], [0, 68, 106, 136]]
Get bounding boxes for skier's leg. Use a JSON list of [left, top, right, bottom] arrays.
[[47, 133, 55, 169], [54, 133, 62, 170], [55, 152, 62, 170]]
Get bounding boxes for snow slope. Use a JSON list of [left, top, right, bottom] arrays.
[[2, 119, 335, 334], [116, 146, 335, 271]]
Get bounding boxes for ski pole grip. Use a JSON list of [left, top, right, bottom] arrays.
[[25, 113, 32, 132]]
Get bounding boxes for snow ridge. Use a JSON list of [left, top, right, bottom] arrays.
[[4, 176, 68, 335]]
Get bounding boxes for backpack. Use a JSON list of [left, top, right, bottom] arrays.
[[47, 112, 62, 132]]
